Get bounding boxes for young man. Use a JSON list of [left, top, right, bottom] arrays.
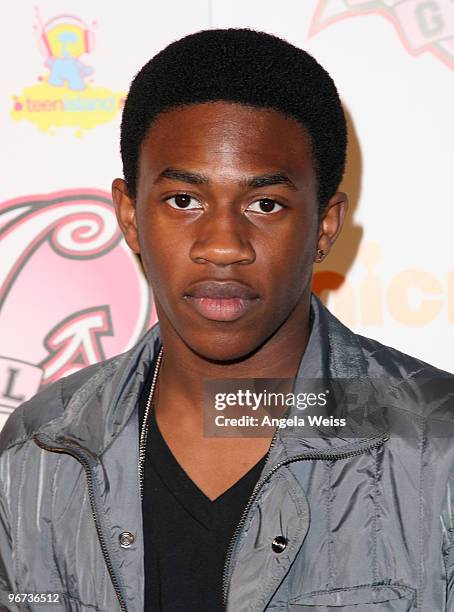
[[0, 28, 453, 612]]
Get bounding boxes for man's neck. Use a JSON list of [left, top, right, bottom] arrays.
[[154, 295, 312, 420], [148, 296, 312, 500]]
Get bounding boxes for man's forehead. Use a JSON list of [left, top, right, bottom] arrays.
[[137, 102, 315, 190], [143, 101, 311, 143]]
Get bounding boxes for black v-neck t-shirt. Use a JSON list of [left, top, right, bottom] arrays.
[[139, 360, 267, 611]]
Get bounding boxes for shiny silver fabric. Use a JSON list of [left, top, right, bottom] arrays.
[[0, 294, 453, 611]]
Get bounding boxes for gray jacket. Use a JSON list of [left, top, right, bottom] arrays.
[[0, 295, 453, 612]]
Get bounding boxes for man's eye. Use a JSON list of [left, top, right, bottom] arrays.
[[247, 198, 284, 214], [165, 194, 203, 210]]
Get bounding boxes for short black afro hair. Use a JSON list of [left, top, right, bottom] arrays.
[[120, 28, 347, 211]]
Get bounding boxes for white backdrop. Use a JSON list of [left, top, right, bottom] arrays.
[[1, 0, 453, 428]]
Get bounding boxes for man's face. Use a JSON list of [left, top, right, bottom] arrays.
[[114, 101, 346, 361]]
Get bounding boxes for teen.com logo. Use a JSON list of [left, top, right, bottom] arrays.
[[310, 0, 454, 69]]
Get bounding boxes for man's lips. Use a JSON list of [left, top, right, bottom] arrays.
[[183, 281, 260, 322], [185, 280, 259, 300]]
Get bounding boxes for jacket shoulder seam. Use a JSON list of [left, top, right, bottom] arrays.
[[1, 434, 38, 452], [2, 359, 123, 453], [356, 333, 451, 378]]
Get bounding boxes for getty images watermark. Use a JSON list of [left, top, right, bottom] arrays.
[[213, 388, 345, 429], [203, 378, 353, 437], [204, 377, 454, 439]]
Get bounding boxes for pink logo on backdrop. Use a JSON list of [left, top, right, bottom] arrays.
[[0, 189, 155, 425], [310, 0, 454, 70]]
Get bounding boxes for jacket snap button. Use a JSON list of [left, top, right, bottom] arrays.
[[119, 531, 135, 548], [272, 535, 287, 553]]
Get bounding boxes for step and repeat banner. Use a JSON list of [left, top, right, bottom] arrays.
[[0, 0, 453, 428]]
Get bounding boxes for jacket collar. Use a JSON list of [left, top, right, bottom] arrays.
[[267, 294, 387, 463], [35, 294, 386, 458]]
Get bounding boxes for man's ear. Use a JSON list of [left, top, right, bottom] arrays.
[[314, 192, 348, 263], [112, 178, 140, 254]]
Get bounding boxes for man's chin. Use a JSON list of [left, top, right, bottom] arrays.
[[179, 328, 269, 364], [155, 301, 292, 363]]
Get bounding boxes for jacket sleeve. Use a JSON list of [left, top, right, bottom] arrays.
[[0, 406, 27, 612], [445, 473, 454, 610], [0, 474, 21, 611], [447, 545, 454, 610]]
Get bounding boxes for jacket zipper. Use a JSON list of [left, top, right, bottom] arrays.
[[33, 435, 128, 612], [221, 430, 390, 607]]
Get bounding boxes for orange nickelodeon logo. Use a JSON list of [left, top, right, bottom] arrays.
[[313, 242, 454, 326]]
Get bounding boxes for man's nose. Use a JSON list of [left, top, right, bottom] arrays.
[[189, 209, 256, 267]]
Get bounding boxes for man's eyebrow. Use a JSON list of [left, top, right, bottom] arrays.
[[155, 167, 298, 190], [244, 172, 297, 190], [156, 167, 209, 185]]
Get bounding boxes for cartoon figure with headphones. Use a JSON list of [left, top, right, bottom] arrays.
[[38, 13, 94, 91]]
